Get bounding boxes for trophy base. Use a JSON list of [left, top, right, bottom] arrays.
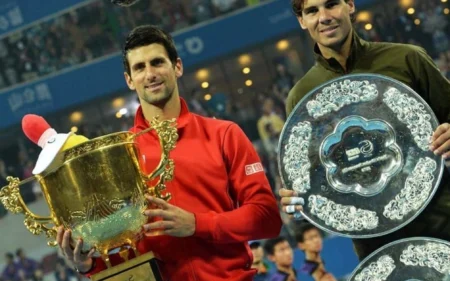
[[91, 251, 162, 281]]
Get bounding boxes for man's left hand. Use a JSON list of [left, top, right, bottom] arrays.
[[430, 123, 450, 161], [143, 195, 196, 237]]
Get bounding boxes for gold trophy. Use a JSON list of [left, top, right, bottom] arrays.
[[0, 114, 178, 281]]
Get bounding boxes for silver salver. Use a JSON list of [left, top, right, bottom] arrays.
[[278, 74, 444, 238], [348, 237, 450, 280]]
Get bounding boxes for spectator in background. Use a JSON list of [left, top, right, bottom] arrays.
[[190, 0, 214, 24], [203, 86, 231, 119], [0, 159, 8, 218], [211, 0, 241, 15], [0, 159, 8, 187], [436, 52, 450, 79], [257, 98, 284, 155], [1, 253, 18, 281], [295, 223, 336, 281], [257, 98, 284, 192], [250, 241, 270, 281], [15, 249, 41, 281], [54, 259, 77, 281], [272, 63, 296, 103], [264, 237, 297, 281]]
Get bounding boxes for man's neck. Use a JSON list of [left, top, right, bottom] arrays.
[[277, 264, 293, 274], [141, 93, 181, 123], [305, 251, 321, 262], [317, 29, 353, 71]]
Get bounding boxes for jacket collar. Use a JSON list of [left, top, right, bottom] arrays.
[[313, 30, 367, 73], [133, 97, 192, 132]]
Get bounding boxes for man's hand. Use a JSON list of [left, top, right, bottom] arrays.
[[143, 195, 196, 237], [430, 123, 450, 164], [56, 226, 95, 273], [278, 188, 304, 219]]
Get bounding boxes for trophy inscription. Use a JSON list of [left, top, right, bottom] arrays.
[[320, 116, 402, 196]]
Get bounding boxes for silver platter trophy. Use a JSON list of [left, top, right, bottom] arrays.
[[348, 237, 450, 280], [278, 74, 444, 238]]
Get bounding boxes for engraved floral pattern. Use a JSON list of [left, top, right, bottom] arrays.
[[354, 255, 396, 281], [400, 243, 450, 274], [282, 122, 312, 194], [383, 88, 433, 151], [306, 80, 378, 119], [308, 195, 379, 231], [383, 157, 436, 220], [63, 133, 128, 161]]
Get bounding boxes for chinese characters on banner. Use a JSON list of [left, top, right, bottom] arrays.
[[7, 83, 53, 113]]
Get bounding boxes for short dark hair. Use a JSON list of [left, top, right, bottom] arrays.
[[56, 258, 66, 267], [249, 241, 261, 249], [264, 236, 288, 255], [16, 248, 23, 256], [291, 0, 355, 22], [295, 222, 319, 243], [122, 25, 179, 75], [5, 252, 13, 259]]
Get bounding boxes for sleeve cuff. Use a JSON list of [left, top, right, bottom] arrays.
[[194, 212, 215, 240], [84, 257, 106, 278]]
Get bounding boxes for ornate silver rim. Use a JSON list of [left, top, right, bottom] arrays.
[[278, 74, 444, 238], [349, 237, 450, 280]]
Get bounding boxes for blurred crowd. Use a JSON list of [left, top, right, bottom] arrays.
[[0, 248, 88, 281], [354, 0, 450, 79], [249, 223, 341, 281], [0, 0, 268, 90]]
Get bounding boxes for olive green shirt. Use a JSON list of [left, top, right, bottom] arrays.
[[286, 31, 450, 259], [286, 31, 450, 123]]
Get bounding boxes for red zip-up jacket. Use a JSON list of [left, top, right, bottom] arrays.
[[85, 98, 282, 280]]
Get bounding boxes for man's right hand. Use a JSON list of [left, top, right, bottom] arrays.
[[56, 226, 96, 273], [278, 188, 305, 219]]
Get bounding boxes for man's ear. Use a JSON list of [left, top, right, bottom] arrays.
[[124, 72, 135, 90], [298, 16, 307, 30], [347, 0, 356, 15], [174, 58, 183, 78]]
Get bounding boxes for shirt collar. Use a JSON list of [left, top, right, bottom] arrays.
[[313, 29, 367, 73], [133, 97, 192, 132]]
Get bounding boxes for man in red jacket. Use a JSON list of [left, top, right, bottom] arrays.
[[55, 25, 282, 281]]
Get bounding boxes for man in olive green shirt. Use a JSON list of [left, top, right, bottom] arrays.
[[279, 0, 450, 261]]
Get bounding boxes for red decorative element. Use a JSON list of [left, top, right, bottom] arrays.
[[22, 114, 51, 145]]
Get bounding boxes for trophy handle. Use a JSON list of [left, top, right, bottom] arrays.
[[0, 176, 58, 247], [129, 117, 178, 201]]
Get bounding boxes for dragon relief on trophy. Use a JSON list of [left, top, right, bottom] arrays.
[[65, 190, 146, 228]]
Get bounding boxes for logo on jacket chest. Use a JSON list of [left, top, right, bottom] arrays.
[[245, 163, 264, 175]]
